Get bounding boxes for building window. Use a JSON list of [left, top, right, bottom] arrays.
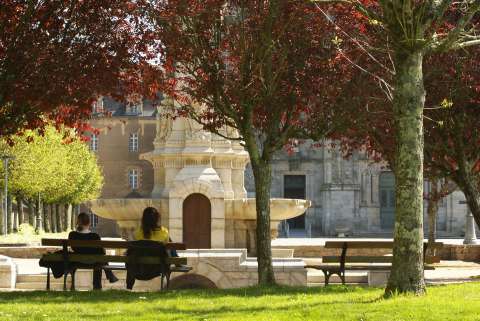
[[90, 134, 98, 152], [129, 133, 139, 152], [128, 169, 139, 190]]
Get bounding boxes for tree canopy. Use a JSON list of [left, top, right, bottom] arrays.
[[0, 0, 154, 136], [0, 126, 103, 205]]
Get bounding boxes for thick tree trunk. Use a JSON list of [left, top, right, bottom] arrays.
[[385, 51, 426, 296], [7, 195, 13, 234], [427, 180, 439, 258], [250, 158, 276, 285], [66, 204, 73, 231]]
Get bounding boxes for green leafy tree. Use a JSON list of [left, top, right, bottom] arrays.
[[1, 125, 103, 233]]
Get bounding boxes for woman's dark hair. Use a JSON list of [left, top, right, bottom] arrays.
[[76, 212, 90, 232], [141, 207, 160, 239]]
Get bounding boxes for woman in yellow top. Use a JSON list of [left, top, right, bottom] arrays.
[[134, 207, 169, 243]]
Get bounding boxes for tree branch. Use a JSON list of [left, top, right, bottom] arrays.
[[429, 1, 480, 52]]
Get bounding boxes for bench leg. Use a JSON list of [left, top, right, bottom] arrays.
[[166, 272, 171, 289], [339, 272, 346, 285], [322, 270, 330, 286], [161, 275, 164, 290], [70, 270, 76, 291], [46, 268, 51, 291], [63, 271, 68, 291]]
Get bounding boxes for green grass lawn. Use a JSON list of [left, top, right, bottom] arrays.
[[0, 283, 479, 321]]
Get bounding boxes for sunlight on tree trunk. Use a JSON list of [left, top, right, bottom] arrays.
[[386, 51, 426, 296]]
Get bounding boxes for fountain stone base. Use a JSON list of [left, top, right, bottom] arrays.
[[88, 197, 310, 253]]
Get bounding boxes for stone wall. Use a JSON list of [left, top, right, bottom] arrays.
[[261, 140, 478, 238], [0, 255, 16, 289]]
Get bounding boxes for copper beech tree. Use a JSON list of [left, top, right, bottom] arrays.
[[317, 0, 480, 295], [0, 0, 154, 136], [149, 0, 345, 285]]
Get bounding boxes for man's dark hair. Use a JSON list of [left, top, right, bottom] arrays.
[[76, 212, 90, 231]]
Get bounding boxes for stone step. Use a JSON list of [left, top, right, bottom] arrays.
[[15, 273, 166, 291]]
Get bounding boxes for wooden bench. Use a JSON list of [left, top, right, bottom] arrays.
[[40, 238, 191, 291], [305, 241, 443, 285]]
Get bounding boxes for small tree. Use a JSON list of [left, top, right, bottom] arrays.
[[1, 126, 103, 232]]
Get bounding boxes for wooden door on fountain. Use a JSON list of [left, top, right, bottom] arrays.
[[183, 193, 211, 249]]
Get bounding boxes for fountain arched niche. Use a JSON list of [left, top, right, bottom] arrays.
[[88, 103, 311, 253], [183, 193, 211, 249]]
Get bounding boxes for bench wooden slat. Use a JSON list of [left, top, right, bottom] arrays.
[[323, 255, 440, 264], [324, 241, 443, 249], [323, 255, 394, 263], [41, 253, 187, 265], [306, 264, 437, 271], [41, 239, 186, 250]]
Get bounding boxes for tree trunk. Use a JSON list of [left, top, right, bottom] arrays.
[[456, 172, 480, 228], [28, 201, 35, 227], [0, 192, 4, 235], [66, 204, 73, 231], [71, 205, 78, 230], [7, 195, 13, 234], [35, 196, 43, 234], [17, 195, 25, 226], [427, 180, 439, 258], [250, 158, 276, 285], [56, 204, 63, 232], [385, 51, 426, 296], [43, 203, 51, 233], [50, 204, 57, 233], [12, 199, 18, 232]]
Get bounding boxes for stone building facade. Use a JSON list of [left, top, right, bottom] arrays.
[[88, 97, 474, 239], [246, 140, 474, 238]]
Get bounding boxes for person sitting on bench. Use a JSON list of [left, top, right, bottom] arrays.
[[68, 213, 118, 289], [134, 207, 179, 257], [134, 207, 169, 242]]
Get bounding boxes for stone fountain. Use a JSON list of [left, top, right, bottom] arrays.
[[89, 105, 310, 253]]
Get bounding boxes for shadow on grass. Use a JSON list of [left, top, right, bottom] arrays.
[[0, 284, 380, 303]]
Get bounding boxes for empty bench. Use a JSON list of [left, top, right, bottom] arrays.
[[40, 238, 191, 291], [305, 241, 443, 285]]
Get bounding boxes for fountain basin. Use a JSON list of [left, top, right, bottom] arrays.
[[88, 197, 310, 225], [228, 198, 311, 221]]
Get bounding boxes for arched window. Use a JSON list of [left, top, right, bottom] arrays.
[[379, 171, 395, 229], [129, 133, 139, 152], [128, 169, 139, 190]]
